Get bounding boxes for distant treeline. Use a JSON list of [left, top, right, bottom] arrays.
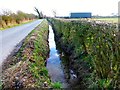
[[0, 10, 37, 29]]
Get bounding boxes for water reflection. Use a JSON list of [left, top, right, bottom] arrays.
[[46, 25, 67, 87]]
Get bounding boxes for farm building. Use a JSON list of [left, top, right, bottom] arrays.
[[70, 12, 92, 18]]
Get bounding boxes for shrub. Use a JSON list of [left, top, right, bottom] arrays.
[[48, 18, 120, 88], [0, 10, 37, 29]]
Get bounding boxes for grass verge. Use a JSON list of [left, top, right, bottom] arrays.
[[2, 19, 51, 89]]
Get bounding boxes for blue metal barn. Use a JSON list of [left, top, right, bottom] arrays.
[[70, 12, 92, 18]]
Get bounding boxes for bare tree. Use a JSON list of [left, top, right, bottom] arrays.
[[53, 10, 56, 17], [2, 9, 12, 16], [34, 7, 43, 19]]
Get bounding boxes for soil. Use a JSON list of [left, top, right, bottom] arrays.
[[1, 39, 37, 89]]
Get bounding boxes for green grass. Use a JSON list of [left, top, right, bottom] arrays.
[[52, 82, 62, 89], [21, 19, 51, 87], [0, 80, 2, 90]]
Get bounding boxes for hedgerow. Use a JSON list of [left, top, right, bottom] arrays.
[[0, 10, 37, 29], [48, 18, 120, 88]]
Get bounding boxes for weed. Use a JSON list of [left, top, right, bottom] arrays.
[[52, 82, 62, 89], [0, 80, 2, 90]]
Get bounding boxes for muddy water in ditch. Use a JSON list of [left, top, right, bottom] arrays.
[[46, 25, 69, 88]]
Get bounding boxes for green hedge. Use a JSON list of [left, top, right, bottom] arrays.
[[48, 18, 120, 88]]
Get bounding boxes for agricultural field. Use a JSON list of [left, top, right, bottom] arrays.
[[61, 17, 118, 24], [93, 18, 118, 23]]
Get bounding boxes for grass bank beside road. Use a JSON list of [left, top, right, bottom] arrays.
[[2, 19, 51, 89]]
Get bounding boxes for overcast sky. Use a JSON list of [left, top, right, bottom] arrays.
[[0, 0, 119, 16]]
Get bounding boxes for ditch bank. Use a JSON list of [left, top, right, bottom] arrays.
[[48, 19, 90, 88], [2, 19, 51, 89], [48, 18, 120, 89]]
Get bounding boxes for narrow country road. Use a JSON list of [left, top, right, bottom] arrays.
[[0, 19, 43, 66]]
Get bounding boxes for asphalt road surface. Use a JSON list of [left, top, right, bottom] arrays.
[[0, 19, 43, 66]]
